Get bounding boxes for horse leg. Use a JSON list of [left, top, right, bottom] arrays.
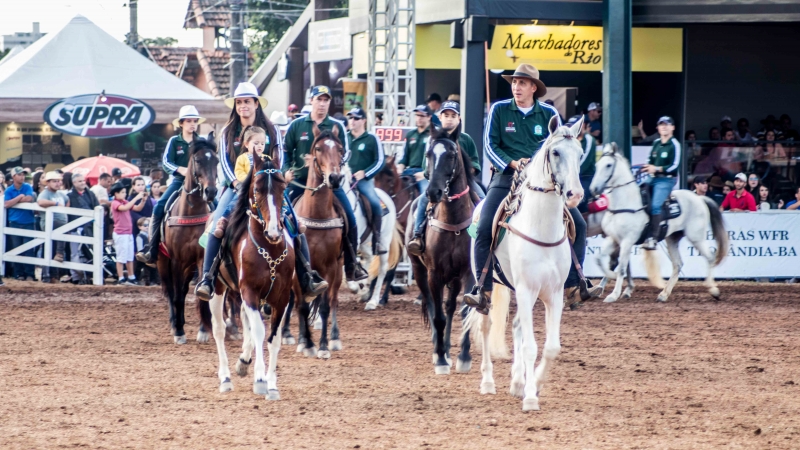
[[282, 293, 296, 345], [361, 277, 377, 303], [330, 302, 342, 351], [235, 301, 255, 377], [380, 268, 396, 305], [297, 295, 317, 357], [427, 273, 449, 375], [317, 292, 331, 359], [456, 276, 472, 373], [365, 253, 389, 311], [443, 279, 461, 368], [264, 303, 287, 401], [210, 292, 233, 392], [623, 262, 635, 298], [533, 288, 564, 405], [515, 286, 541, 411], [694, 238, 720, 299], [657, 235, 683, 303], [604, 240, 633, 303], [241, 297, 268, 396], [171, 270, 187, 344], [509, 315, 525, 398], [476, 307, 495, 393], [225, 291, 242, 340]]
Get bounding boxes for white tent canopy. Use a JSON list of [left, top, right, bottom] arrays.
[[0, 15, 228, 123]]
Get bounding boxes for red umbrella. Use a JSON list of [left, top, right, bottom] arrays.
[[61, 155, 141, 184]]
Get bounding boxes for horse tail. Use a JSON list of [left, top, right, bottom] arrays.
[[367, 227, 402, 279], [462, 286, 511, 359], [197, 296, 212, 331], [704, 197, 728, 265], [643, 250, 666, 289]]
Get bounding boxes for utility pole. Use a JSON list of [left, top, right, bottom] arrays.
[[126, 0, 139, 51], [230, 0, 246, 91]]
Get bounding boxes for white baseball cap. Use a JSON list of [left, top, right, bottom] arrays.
[[734, 172, 747, 182]]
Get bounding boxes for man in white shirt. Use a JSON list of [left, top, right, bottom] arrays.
[[91, 173, 112, 205]]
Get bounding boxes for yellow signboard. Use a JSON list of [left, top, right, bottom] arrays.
[[415, 25, 683, 73], [488, 25, 682, 72]]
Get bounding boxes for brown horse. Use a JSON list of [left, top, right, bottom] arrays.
[[290, 125, 346, 359], [199, 150, 297, 399], [405, 126, 475, 375], [157, 137, 218, 344]]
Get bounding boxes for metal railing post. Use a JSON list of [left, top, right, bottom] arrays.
[[0, 200, 5, 277]]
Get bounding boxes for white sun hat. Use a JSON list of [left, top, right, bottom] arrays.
[[172, 105, 206, 128], [269, 110, 290, 126], [224, 82, 268, 109]]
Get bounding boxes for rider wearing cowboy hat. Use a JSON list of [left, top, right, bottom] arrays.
[[283, 85, 369, 282], [136, 105, 205, 265], [463, 63, 588, 314]]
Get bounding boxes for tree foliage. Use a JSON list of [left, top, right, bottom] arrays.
[[142, 37, 178, 47]]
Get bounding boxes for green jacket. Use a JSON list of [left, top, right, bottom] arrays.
[[485, 99, 559, 173], [399, 126, 430, 169], [282, 115, 349, 183], [648, 137, 681, 176], [579, 134, 598, 178], [347, 131, 384, 180], [458, 132, 482, 175], [162, 133, 195, 180]]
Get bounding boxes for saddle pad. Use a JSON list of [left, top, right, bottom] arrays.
[[167, 214, 211, 227], [296, 216, 344, 229]]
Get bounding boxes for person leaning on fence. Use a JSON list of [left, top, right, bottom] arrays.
[[4, 167, 37, 281], [36, 171, 70, 268], [111, 183, 143, 286], [66, 173, 99, 284], [136, 105, 204, 266]]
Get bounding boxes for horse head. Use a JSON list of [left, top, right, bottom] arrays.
[[311, 123, 344, 190], [530, 115, 585, 207], [188, 137, 219, 203], [425, 125, 465, 204], [590, 142, 633, 196], [250, 149, 286, 242]]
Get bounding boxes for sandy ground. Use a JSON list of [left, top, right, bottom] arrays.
[[0, 279, 798, 449]]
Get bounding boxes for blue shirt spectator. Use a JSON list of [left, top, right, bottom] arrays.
[[4, 179, 35, 224]]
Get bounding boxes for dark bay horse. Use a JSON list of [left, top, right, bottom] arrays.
[[157, 137, 218, 344], [405, 127, 475, 375], [289, 125, 346, 360], [199, 150, 297, 399]]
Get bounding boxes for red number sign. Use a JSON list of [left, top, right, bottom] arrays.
[[374, 126, 413, 142]]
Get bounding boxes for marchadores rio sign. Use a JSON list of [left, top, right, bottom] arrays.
[[44, 93, 155, 138]]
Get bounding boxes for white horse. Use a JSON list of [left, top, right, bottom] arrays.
[[589, 143, 728, 303], [583, 208, 636, 300], [342, 166, 397, 310], [464, 116, 585, 411]]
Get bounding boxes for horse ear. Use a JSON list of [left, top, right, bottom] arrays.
[[611, 142, 619, 154], [312, 122, 321, 138], [331, 124, 339, 139], [569, 115, 584, 137], [429, 126, 441, 141], [548, 115, 560, 135], [207, 131, 214, 141]]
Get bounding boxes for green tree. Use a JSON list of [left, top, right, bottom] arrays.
[[246, 0, 348, 67], [0, 48, 10, 62], [142, 37, 178, 47]]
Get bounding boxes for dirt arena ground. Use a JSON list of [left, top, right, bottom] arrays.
[[0, 279, 798, 449]]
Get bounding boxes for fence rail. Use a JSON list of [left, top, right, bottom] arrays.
[[0, 202, 105, 285]]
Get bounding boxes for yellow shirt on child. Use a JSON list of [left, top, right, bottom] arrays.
[[234, 153, 253, 183]]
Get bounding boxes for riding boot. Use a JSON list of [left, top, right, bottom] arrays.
[[195, 234, 222, 301], [463, 286, 491, 316], [643, 210, 663, 250], [294, 234, 329, 300], [135, 215, 163, 267], [407, 227, 425, 257], [343, 226, 369, 282]]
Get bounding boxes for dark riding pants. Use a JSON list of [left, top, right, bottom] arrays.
[[153, 178, 184, 221], [473, 173, 586, 291], [355, 178, 382, 235]]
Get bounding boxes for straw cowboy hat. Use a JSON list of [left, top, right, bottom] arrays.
[[44, 171, 62, 181], [224, 82, 268, 109], [172, 105, 206, 128], [269, 110, 290, 126], [502, 63, 547, 97]]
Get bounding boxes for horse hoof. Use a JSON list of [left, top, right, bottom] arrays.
[[622, 291, 632, 299], [303, 347, 317, 358], [235, 358, 251, 377], [656, 293, 668, 302], [296, 343, 305, 353], [510, 382, 525, 399], [359, 291, 371, 303], [226, 332, 242, 341], [413, 299, 422, 306], [317, 350, 331, 360], [456, 358, 471, 373], [603, 295, 618, 303], [434, 365, 450, 375], [174, 335, 187, 345], [587, 285, 604, 298], [364, 301, 378, 311], [347, 281, 360, 294], [330, 340, 343, 351], [313, 317, 323, 330], [267, 389, 281, 401], [253, 380, 268, 396], [522, 398, 541, 412], [480, 382, 496, 395], [710, 287, 720, 299], [282, 336, 296, 346], [196, 330, 210, 344], [219, 378, 233, 393]]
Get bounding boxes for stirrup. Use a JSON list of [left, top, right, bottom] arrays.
[[463, 287, 490, 315], [347, 263, 369, 282], [642, 237, 658, 250], [407, 235, 424, 256], [195, 274, 215, 301], [136, 247, 158, 267], [303, 272, 329, 299]]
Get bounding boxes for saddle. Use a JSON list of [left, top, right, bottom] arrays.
[[158, 189, 211, 258], [636, 183, 682, 245], [293, 195, 346, 232]]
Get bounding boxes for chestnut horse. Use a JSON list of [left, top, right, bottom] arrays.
[[405, 126, 475, 375], [157, 137, 218, 344], [289, 126, 346, 359], [200, 151, 297, 399]]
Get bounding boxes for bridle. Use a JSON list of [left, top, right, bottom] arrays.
[[598, 152, 645, 214], [248, 156, 286, 244], [525, 136, 568, 196], [429, 139, 470, 203], [288, 135, 344, 195], [183, 151, 216, 209]]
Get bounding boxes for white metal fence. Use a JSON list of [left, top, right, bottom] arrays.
[[0, 202, 105, 285]]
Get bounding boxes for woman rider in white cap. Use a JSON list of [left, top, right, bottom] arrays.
[[194, 82, 328, 301], [137, 105, 204, 265]]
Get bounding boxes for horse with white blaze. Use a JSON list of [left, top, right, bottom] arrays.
[[464, 116, 585, 411]]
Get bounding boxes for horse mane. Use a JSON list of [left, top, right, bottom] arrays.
[[312, 128, 340, 147], [190, 135, 218, 156]]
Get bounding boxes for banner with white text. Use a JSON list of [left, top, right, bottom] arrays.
[[583, 212, 800, 279]]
